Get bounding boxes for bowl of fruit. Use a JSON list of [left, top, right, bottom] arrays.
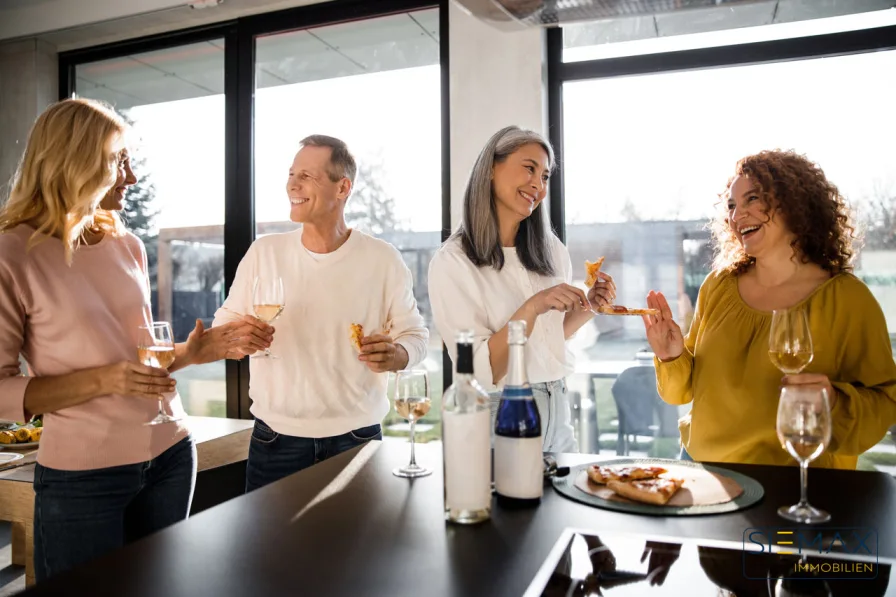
[[0, 418, 42, 450]]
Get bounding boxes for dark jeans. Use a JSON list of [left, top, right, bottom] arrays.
[[33, 436, 197, 582], [245, 419, 382, 492]]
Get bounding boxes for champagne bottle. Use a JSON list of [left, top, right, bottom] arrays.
[[442, 330, 492, 524], [493, 320, 542, 507]]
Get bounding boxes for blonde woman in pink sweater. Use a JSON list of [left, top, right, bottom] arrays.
[[0, 98, 273, 581]]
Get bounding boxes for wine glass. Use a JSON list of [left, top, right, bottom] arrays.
[[137, 321, 180, 426], [769, 309, 814, 375], [392, 369, 432, 478], [776, 385, 832, 524], [251, 276, 285, 359]]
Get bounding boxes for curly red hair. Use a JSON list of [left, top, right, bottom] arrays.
[[712, 150, 857, 276]]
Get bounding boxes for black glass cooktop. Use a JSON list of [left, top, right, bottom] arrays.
[[525, 528, 893, 597]]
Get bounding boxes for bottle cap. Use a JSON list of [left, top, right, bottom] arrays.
[[455, 329, 474, 344], [507, 320, 527, 345]]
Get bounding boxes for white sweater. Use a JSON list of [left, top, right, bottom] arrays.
[[428, 234, 575, 393], [213, 229, 428, 438]]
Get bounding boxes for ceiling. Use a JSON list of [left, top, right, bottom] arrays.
[[74, 9, 439, 111], [562, 0, 896, 48]]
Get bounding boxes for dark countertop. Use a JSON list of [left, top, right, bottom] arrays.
[[21, 441, 896, 596]]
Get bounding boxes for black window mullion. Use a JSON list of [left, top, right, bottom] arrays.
[[546, 26, 565, 244], [224, 24, 256, 420]]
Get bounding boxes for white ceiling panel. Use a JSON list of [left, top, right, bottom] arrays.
[[72, 8, 440, 108], [774, 0, 895, 23], [656, 2, 776, 37], [255, 29, 365, 88], [75, 40, 225, 110], [411, 9, 440, 42]]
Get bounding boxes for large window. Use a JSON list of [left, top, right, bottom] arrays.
[[554, 16, 896, 471], [63, 1, 445, 423], [75, 41, 227, 417], [254, 9, 443, 440]]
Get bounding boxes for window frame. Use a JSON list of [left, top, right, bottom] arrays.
[[545, 23, 896, 241], [58, 0, 450, 419]]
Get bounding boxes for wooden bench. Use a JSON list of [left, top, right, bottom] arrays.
[[0, 416, 252, 586]]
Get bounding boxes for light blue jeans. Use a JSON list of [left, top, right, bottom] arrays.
[[490, 379, 579, 454]]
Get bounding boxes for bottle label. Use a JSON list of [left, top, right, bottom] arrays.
[[443, 409, 491, 512], [494, 435, 543, 499]]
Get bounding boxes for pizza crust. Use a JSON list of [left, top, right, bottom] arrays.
[[586, 464, 667, 485], [597, 305, 659, 316], [584, 257, 605, 287], [350, 323, 364, 352], [607, 477, 685, 506]]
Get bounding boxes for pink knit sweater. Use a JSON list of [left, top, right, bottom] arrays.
[[0, 225, 188, 470]]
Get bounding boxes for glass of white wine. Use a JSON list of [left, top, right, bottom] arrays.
[[137, 321, 179, 426], [393, 369, 432, 479], [776, 385, 832, 524], [769, 308, 814, 375], [252, 276, 285, 359]]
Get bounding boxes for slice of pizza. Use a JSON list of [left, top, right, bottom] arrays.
[[597, 304, 660, 316], [584, 256, 605, 287], [607, 477, 685, 506], [350, 323, 364, 352], [587, 464, 667, 485]]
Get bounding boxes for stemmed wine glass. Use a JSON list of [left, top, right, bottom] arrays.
[[769, 308, 814, 375], [251, 276, 285, 359], [392, 369, 432, 478], [137, 321, 180, 426], [776, 385, 832, 524]]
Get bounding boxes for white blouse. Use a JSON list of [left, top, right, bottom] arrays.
[[428, 234, 575, 393]]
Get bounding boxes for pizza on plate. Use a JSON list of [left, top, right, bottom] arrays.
[[587, 464, 667, 485], [607, 477, 685, 506], [584, 257, 605, 287], [350, 323, 364, 352]]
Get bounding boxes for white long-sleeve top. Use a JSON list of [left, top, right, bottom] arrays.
[[214, 228, 428, 438], [428, 234, 575, 393]]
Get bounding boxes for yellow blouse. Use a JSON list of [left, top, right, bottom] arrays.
[[656, 270, 896, 469]]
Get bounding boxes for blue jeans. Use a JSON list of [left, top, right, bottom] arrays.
[[489, 379, 578, 454], [245, 419, 382, 492], [33, 436, 196, 582], [680, 446, 694, 461]]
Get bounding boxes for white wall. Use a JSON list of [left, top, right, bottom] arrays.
[[0, 39, 57, 194], [448, 0, 547, 230]]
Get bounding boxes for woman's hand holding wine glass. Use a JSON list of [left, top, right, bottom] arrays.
[[101, 360, 175, 401], [137, 321, 181, 426]]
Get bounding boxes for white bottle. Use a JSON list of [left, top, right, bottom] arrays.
[[442, 330, 492, 524]]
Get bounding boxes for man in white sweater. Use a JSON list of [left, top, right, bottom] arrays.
[[213, 135, 429, 491]]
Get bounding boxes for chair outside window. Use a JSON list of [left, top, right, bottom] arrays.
[[610, 365, 679, 456]]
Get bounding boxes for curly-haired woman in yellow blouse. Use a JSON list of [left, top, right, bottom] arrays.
[[642, 149, 896, 469]]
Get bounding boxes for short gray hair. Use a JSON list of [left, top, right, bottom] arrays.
[[299, 134, 357, 184], [455, 125, 556, 276]]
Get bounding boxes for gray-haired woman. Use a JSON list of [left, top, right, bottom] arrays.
[[428, 126, 616, 452]]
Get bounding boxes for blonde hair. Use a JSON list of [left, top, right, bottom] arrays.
[[0, 98, 127, 263]]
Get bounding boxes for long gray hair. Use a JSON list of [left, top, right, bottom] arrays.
[[455, 125, 556, 276]]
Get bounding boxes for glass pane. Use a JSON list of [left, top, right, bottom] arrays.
[[75, 40, 227, 417], [563, 6, 896, 62], [254, 9, 443, 440], [562, 50, 896, 470]]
